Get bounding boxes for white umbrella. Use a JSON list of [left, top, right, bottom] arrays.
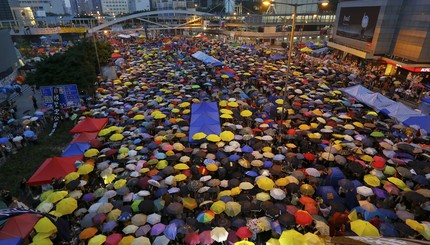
[[270, 188, 286, 200], [12, 136, 23, 142], [122, 224, 139, 234], [305, 168, 320, 177], [147, 213, 161, 225], [153, 235, 170, 245], [356, 186, 374, 197], [211, 227, 228, 242]]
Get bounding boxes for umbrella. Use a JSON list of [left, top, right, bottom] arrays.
[[295, 210, 313, 226], [256, 177, 275, 191], [211, 227, 228, 242], [279, 229, 305, 245], [236, 226, 252, 239], [199, 230, 214, 244], [147, 213, 162, 225], [210, 201, 226, 214], [184, 232, 200, 245], [356, 186, 374, 197], [350, 220, 380, 236], [56, 197, 78, 215], [225, 202, 241, 217], [106, 233, 123, 245], [151, 223, 166, 236], [153, 235, 170, 245], [196, 210, 215, 223], [164, 223, 178, 240], [88, 234, 107, 245], [79, 227, 98, 240]]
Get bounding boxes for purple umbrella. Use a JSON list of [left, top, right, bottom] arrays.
[[135, 224, 152, 237], [241, 145, 253, 153], [92, 213, 106, 225], [372, 188, 389, 199], [151, 223, 166, 236], [396, 210, 414, 221], [82, 193, 96, 202], [102, 220, 118, 233]]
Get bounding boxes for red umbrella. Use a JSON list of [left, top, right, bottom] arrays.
[[236, 226, 252, 239], [105, 233, 122, 245], [299, 196, 316, 206], [184, 233, 200, 245], [227, 230, 239, 244], [286, 205, 298, 215], [0, 213, 40, 239], [383, 182, 400, 195], [295, 210, 313, 226], [199, 230, 214, 244], [303, 153, 316, 161]]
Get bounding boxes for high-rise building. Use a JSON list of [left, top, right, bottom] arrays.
[[329, 0, 430, 78], [0, 0, 14, 20], [17, 0, 66, 16], [134, 0, 150, 11], [101, 0, 128, 16], [152, 0, 195, 11]]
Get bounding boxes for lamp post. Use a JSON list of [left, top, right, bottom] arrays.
[[262, 0, 329, 143]]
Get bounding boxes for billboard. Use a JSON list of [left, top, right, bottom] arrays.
[[40, 85, 81, 108], [336, 6, 381, 42]]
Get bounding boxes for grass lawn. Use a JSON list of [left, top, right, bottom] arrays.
[[0, 120, 74, 196]]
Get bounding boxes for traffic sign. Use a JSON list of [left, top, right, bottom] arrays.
[[40, 84, 81, 108]]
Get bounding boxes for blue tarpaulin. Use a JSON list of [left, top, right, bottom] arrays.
[[61, 142, 90, 157], [192, 51, 223, 66], [0, 238, 22, 245], [324, 167, 346, 190], [189, 101, 222, 143], [316, 186, 340, 203]]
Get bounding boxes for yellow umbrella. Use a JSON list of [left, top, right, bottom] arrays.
[[46, 191, 68, 203], [29, 238, 53, 245], [174, 174, 187, 182], [350, 220, 380, 236], [300, 184, 315, 196], [119, 235, 135, 245], [114, 179, 127, 189], [88, 234, 107, 245], [225, 202, 241, 217], [179, 102, 190, 108], [154, 113, 167, 119], [78, 164, 94, 175], [220, 109, 233, 115], [227, 101, 239, 107], [220, 131, 235, 142], [56, 197, 77, 215], [286, 176, 299, 184], [210, 200, 226, 214], [353, 121, 364, 128], [133, 115, 145, 120], [221, 74, 230, 79], [275, 177, 290, 187], [266, 238, 280, 245], [182, 197, 198, 210], [275, 99, 284, 105], [207, 134, 221, 142], [387, 177, 411, 190], [218, 190, 231, 197], [360, 154, 374, 162], [256, 177, 275, 191], [84, 148, 99, 158], [98, 128, 111, 137], [348, 209, 358, 222], [279, 229, 306, 245], [109, 133, 124, 141], [405, 219, 426, 233], [219, 100, 228, 107], [300, 47, 313, 53], [256, 192, 271, 201], [363, 175, 380, 187], [220, 114, 233, 119], [40, 190, 54, 201], [304, 232, 325, 245], [64, 172, 80, 184], [240, 110, 252, 117], [192, 132, 207, 140], [234, 241, 255, 245], [108, 209, 121, 221], [174, 163, 189, 170], [103, 174, 117, 184], [34, 217, 57, 234]]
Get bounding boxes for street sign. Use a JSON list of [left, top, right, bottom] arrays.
[[40, 84, 81, 108]]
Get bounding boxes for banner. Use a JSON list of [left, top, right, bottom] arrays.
[[48, 87, 61, 136]]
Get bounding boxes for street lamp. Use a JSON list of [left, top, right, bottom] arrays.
[[262, 0, 329, 142]]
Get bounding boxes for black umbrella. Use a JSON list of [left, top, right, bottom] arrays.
[[402, 191, 428, 203], [329, 201, 347, 215], [231, 217, 247, 228], [127, 178, 139, 187], [215, 217, 231, 228], [394, 222, 417, 237], [286, 183, 300, 194], [166, 202, 183, 215], [266, 206, 281, 220], [278, 213, 295, 227], [66, 179, 80, 191], [138, 200, 154, 214]]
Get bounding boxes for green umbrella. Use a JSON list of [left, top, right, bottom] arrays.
[[370, 131, 384, 137], [131, 200, 142, 212], [192, 85, 200, 89]]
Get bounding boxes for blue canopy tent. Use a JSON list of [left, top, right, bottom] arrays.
[[316, 186, 340, 203], [324, 167, 346, 190], [0, 238, 22, 245], [188, 102, 222, 143], [191, 51, 224, 66], [61, 142, 91, 157], [269, 54, 286, 60]]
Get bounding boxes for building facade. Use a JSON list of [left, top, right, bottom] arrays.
[[18, 0, 66, 16], [0, 0, 14, 20], [101, 0, 129, 16], [329, 0, 430, 77]]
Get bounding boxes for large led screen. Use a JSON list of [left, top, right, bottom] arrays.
[[336, 6, 381, 42]]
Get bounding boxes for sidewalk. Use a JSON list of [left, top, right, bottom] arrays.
[[9, 85, 43, 119]]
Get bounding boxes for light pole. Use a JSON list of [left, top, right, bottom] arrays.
[[262, 0, 329, 142]]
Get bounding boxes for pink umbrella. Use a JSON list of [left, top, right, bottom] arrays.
[[199, 230, 214, 244], [162, 143, 174, 151], [227, 230, 239, 244], [286, 205, 298, 215], [105, 233, 122, 245], [184, 232, 200, 245], [383, 182, 400, 195]]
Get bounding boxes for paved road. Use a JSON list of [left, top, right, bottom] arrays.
[[9, 85, 44, 119]]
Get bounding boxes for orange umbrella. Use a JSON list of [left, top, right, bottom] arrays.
[[79, 227, 98, 240], [295, 210, 313, 226], [299, 196, 316, 206]]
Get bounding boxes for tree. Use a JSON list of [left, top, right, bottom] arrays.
[[27, 39, 112, 94]]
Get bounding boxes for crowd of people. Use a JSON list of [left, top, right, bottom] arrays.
[[5, 35, 430, 245]]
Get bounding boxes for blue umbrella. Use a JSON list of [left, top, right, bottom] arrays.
[[169, 219, 185, 227], [118, 212, 132, 222], [164, 223, 178, 240], [241, 145, 253, 153], [380, 222, 398, 237], [338, 179, 355, 190], [61, 142, 90, 157], [378, 208, 398, 219], [102, 220, 118, 233], [155, 188, 168, 198], [0, 237, 23, 245], [316, 186, 340, 203], [324, 167, 346, 189], [412, 175, 429, 186], [23, 130, 35, 138], [0, 138, 8, 144], [228, 154, 240, 162]]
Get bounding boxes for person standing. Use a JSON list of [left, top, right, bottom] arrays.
[[31, 96, 38, 110]]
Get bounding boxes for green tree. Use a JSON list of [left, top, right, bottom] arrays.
[[27, 39, 112, 94]]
